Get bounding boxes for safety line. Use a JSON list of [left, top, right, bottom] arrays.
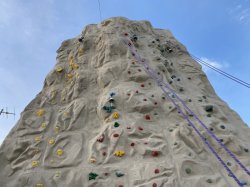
[[191, 55, 250, 88], [124, 37, 249, 186], [97, 0, 102, 22]]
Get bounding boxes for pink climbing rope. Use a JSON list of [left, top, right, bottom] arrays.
[[123, 36, 249, 186]]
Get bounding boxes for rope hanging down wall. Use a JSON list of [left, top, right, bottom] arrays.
[[123, 36, 249, 187]]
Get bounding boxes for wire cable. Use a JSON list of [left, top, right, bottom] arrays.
[[191, 55, 250, 88]]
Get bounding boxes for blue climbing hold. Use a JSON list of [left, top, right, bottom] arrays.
[[240, 179, 247, 186], [110, 92, 115, 97]]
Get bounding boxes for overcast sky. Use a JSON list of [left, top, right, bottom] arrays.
[[0, 0, 250, 144]]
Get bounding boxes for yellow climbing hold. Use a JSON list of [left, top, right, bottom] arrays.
[[112, 112, 120, 119], [56, 149, 64, 156], [56, 67, 63, 72], [36, 109, 45, 117], [78, 48, 84, 56], [89, 157, 96, 163], [114, 150, 125, 157], [35, 136, 41, 142], [73, 63, 79, 70], [54, 126, 60, 133], [66, 73, 73, 79], [32, 161, 39, 167], [36, 183, 44, 187], [41, 122, 46, 129], [48, 138, 55, 145]]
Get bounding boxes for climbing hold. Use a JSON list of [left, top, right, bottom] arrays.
[[56, 149, 64, 156], [66, 73, 73, 79], [130, 142, 135, 147], [207, 114, 212, 117], [102, 152, 106, 156], [145, 114, 151, 120], [113, 133, 119, 138], [141, 84, 144, 87], [89, 157, 96, 163], [56, 67, 63, 72], [227, 162, 232, 166], [55, 171, 61, 178], [138, 127, 143, 131], [138, 69, 141, 72], [206, 179, 213, 183], [36, 184, 44, 187], [152, 183, 157, 187], [151, 151, 159, 157], [154, 169, 160, 174], [135, 90, 139, 94], [205, 105, 213, 112], [115, 170, 125, 177], [36, 109, 45, 117], [240, 179, 248, 185], [220, 125, 225, 129], [89, 172, 98, 180], [97, 134, 105, 142], [244, 148, 249, 153], [118, 185, 123, 187], [124, 33, 128, 36], [127, 126, 131, 129], [54, 126, 60, 133], [114, 150, 125, 157], [48, 138, 55, 145], [171, 75, 176, 79], [41, 122, 46, 129], [143, 98, 147, 101], [154, 102, 157, 105], [114, 122, 120, 128], [32, 161, 39, 167], [112, 112, 120, 119], [209, 127, 214, 132], [151, 94, 154, 97], [177, 78, 180, 81], [127, 70, 131, 74], [131, 34, 138, 42], [185, 168, 192, 174], [35, 136, 41, 142]]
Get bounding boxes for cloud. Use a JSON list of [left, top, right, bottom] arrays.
[[228, 2, 250, 24], [200, 57, 229, 73]]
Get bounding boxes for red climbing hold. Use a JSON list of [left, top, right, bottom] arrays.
[[127, 126, 131, 129], [138, 69, 141, 72], [135, 90, 139, 94], [141, 84, 144, 87], [154, 102, 157, 105], [145, 114, 151, 120], [127, 93, 131, 96], [118, 185, 123, 187], [113, 134, 119, 138], [152, 183, 157, 187], [128, 71, 131, 74], [143, 98, 147, 101], [154, 169, 160, 174], [102, 152, 106, 156], [124, 33, 128, 36], [130, 142, 135, 146], [138, 127, 143, 131], [151, 151, 159, 157], [97, 134, 104, 142]]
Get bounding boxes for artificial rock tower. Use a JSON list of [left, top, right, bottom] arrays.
[[0, 17, 250, 187]]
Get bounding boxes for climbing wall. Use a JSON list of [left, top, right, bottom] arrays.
[[0, 17, 250, 187]]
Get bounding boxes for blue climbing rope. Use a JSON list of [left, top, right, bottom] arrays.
[[124, 37, 249, 186]]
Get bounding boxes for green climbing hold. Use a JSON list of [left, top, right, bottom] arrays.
[[205, 105, 213, 112], [89, 172, 98, 180], [206, 179, 213, 183], [116, 170, 124, 177], [114, 122, 120, 128], [185, 168, 192, 174]]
